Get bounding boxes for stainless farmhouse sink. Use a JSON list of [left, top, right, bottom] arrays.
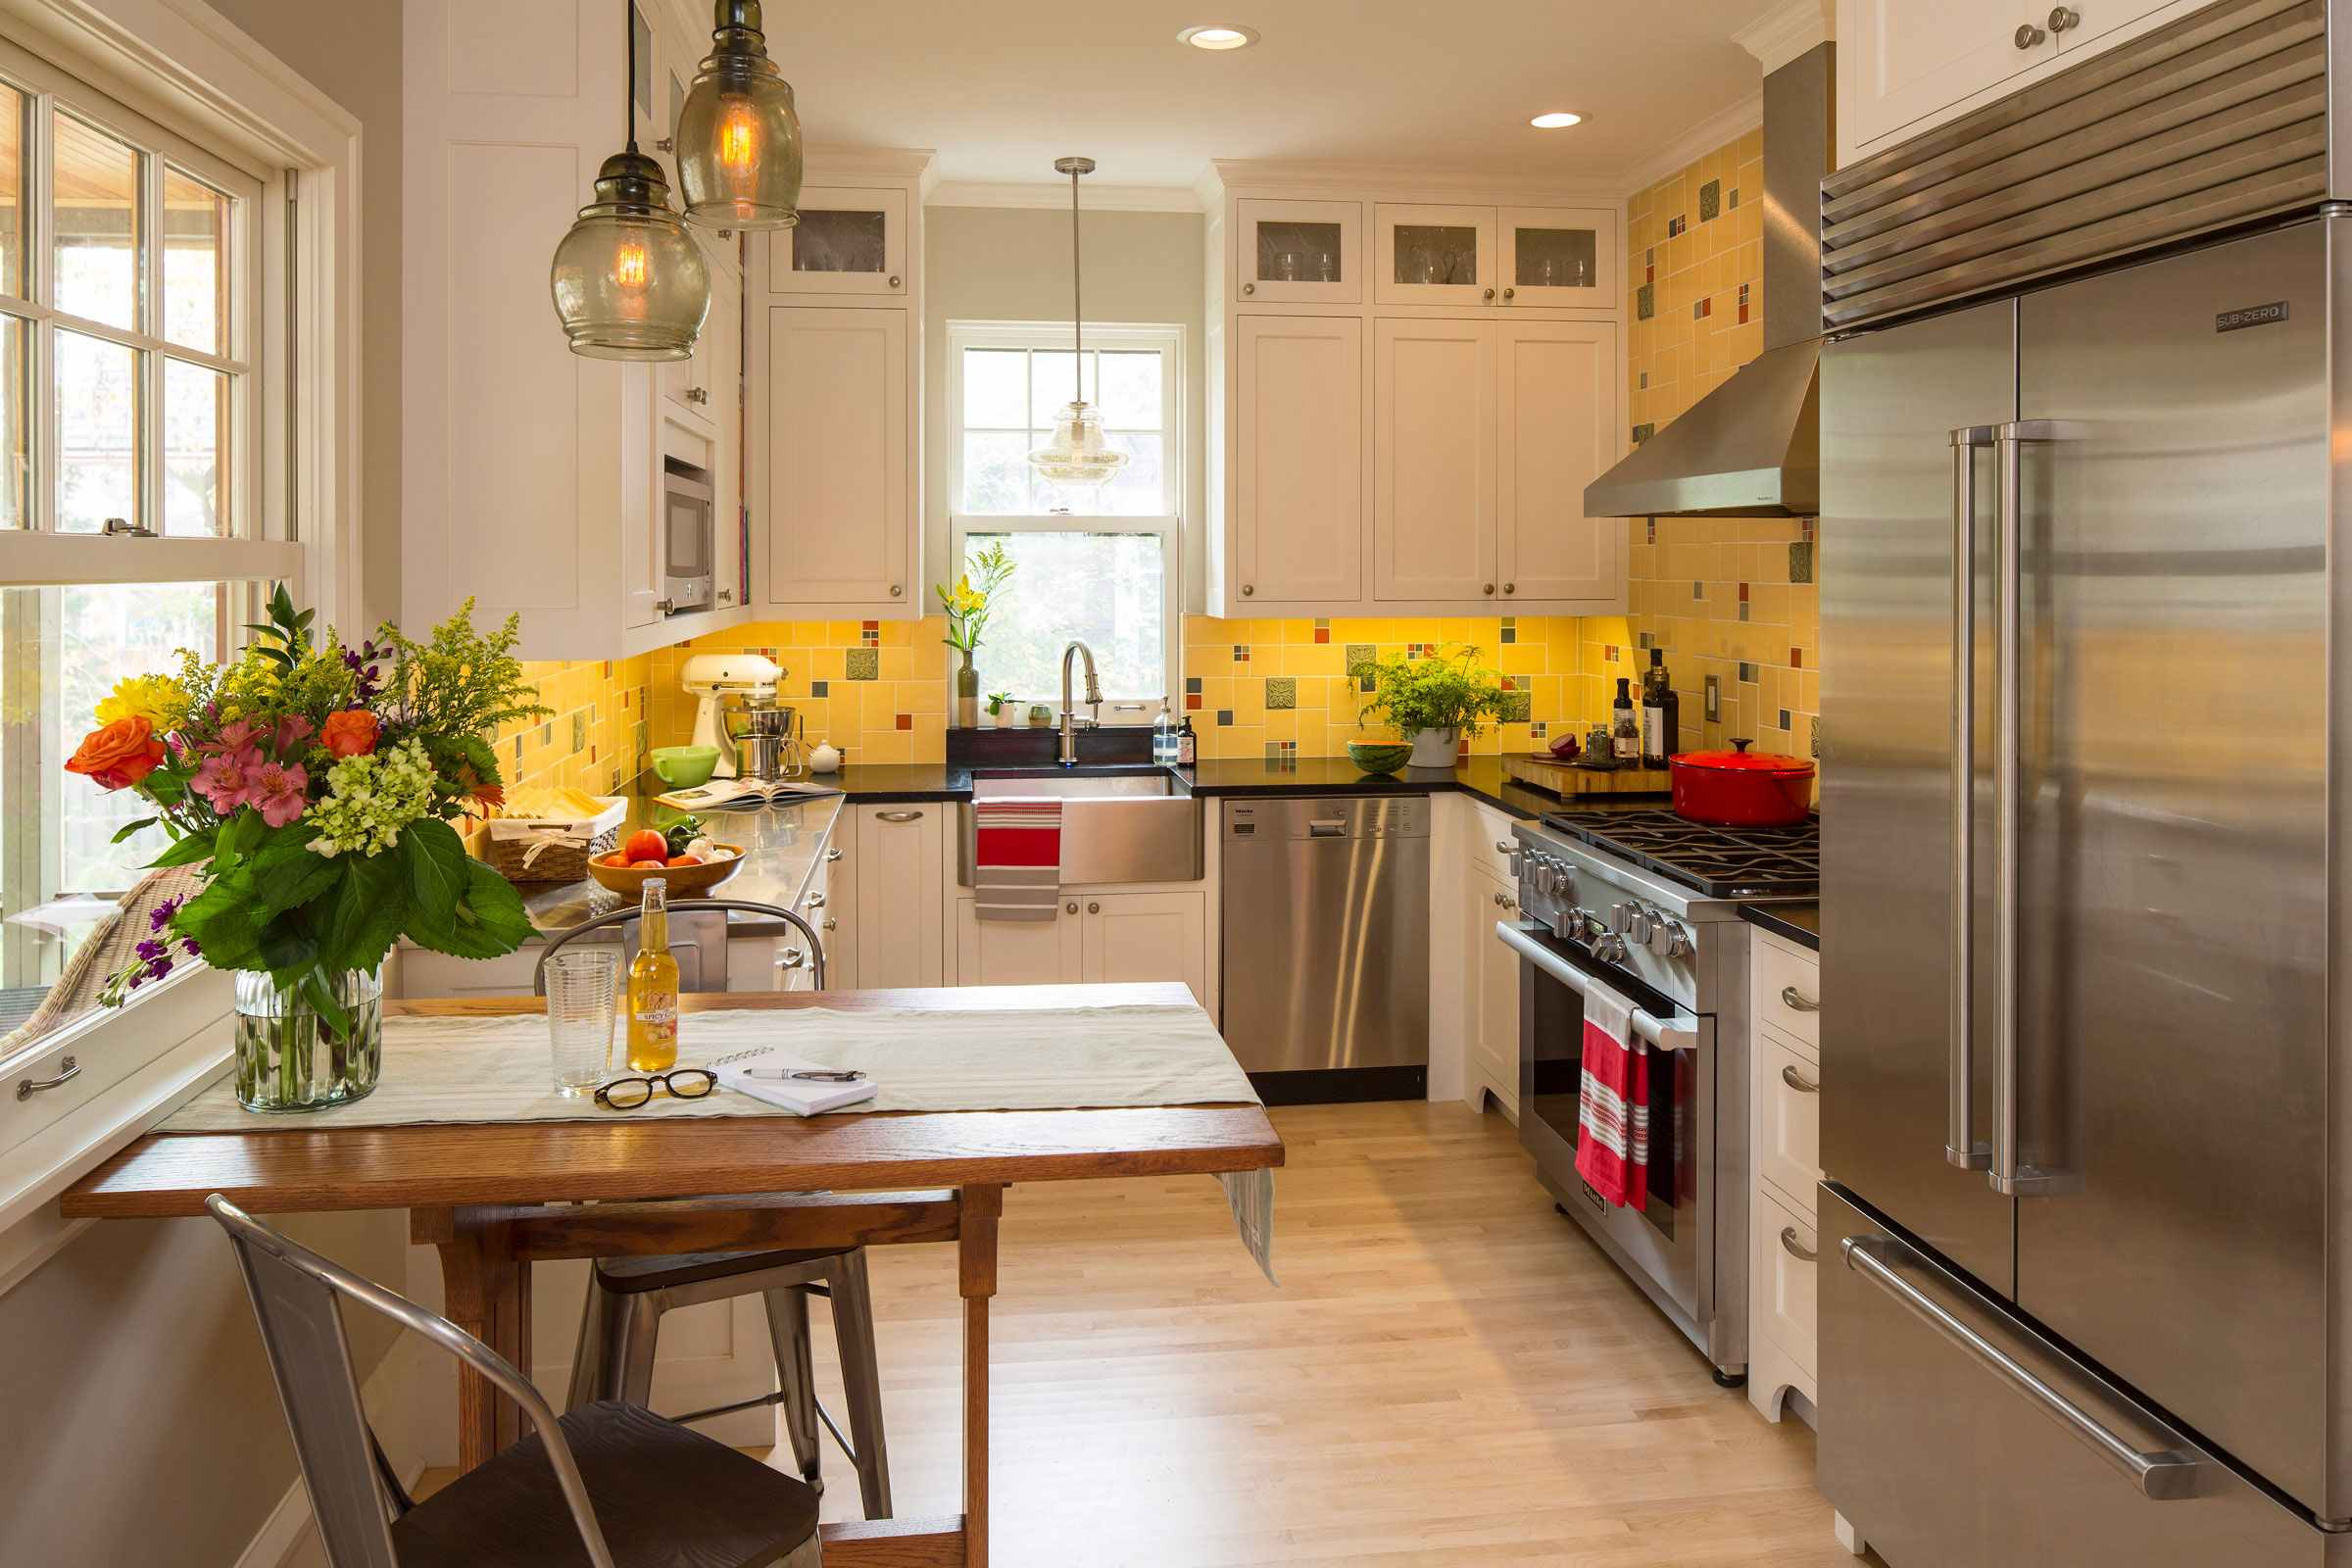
[[959, 768, 1202, 885]]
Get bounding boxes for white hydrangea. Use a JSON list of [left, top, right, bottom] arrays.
[[307, 737, 440, 858]]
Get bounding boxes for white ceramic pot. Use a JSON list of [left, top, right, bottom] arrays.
[[1407, 727, 1460, 768], [808, 743, 841, 773]]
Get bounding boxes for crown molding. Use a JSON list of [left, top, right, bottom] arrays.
[[926, 180, 1206, 213], [1613, 89, 1763, 196], [803, 145, 939, 184], [1203, 157, 1622, 206], [1733, 0, 1835, 74]]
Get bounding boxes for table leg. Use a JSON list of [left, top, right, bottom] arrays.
[[412, 1205, 532, 1472], [958, 1184, 1004, 1568]]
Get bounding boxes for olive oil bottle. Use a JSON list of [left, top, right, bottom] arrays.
[[626, 877, 680, 1072]]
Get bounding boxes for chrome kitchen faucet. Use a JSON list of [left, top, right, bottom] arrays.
[[1058, 640, 1102, 765]]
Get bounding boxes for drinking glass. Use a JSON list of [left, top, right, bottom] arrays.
[[546, 950, 620, 1095]]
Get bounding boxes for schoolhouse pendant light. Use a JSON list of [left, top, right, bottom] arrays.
[[551, 1, 711, 361], [1027, 158, 1129, 490], [676, 0, 805, 229]]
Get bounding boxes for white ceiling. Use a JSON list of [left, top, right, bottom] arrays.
[[762, 0, 1774, 194]]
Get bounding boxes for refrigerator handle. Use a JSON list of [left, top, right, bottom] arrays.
[[1842, 1235, 2203, 1500], [1988, 419, 2083, 1198], [1946, 425, 1994, 1171]]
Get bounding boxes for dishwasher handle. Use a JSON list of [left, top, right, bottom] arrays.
[[1307, 818, 1348, 837]]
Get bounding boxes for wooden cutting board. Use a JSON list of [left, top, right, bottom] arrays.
[[1502, 754, 1674, 796]]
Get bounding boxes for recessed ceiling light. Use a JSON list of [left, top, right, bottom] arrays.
[[1531, 112, 1584, 128], [1179, 24, 1260, 50]]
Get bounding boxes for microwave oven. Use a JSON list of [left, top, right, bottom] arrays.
[[662, 460, 714, 615]]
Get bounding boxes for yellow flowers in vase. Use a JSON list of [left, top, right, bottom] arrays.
[[938, 540, 1014, 727]]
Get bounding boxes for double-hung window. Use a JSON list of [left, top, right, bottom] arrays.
[[948, 320, 1183, 715]]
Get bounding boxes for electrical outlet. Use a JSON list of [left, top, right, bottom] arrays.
[[1704, 674, 1721, 722]]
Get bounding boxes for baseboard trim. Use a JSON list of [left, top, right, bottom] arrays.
[[233, 1333, 427, 1567]]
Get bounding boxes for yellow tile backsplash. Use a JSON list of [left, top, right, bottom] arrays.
[[645, 619, 953, 765], [486, 654, 656, 804]]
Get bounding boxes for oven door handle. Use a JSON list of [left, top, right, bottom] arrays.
[[1495, 922, 1697, 1051]]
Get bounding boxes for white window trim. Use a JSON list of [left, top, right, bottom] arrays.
[[946, 318, 1185, 718], [0, 0, 365, 1284]]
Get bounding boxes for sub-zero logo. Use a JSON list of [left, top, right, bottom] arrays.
[[2216, 301, 2288, 332]]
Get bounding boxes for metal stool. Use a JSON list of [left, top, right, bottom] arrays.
[[565, 1245, 893, 1517]]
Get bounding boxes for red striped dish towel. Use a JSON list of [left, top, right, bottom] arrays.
[[1573, 976, 1649, 1210], [973, 797, 1062, 921]]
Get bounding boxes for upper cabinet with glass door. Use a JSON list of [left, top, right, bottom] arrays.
[[768, 187, 908, 299], [1234, 199, 1360, 305], [1373, 202, 1614, 310]]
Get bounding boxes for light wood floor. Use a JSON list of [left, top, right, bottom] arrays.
[[428, 1101, 1881, 1565]]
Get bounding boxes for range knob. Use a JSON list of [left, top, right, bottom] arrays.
[[1592, 933, 1632, 964], [1627, 906, 1656, 943], [1648, 919, 1692, 959], [1609, 902, 1639, 934]]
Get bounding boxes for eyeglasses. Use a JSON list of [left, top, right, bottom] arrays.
[[594, 1067, 718, 1110]]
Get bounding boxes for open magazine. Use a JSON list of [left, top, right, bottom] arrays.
[[655, 777, 844, 811]]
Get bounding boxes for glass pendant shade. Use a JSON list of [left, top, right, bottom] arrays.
[[1028, 400, 1129, 487], [551, 151, 711, 361], [677, 0, 804, 229]]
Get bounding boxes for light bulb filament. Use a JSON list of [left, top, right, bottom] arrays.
[[616, 242, 649, 289], [721, 109, 758, 170]]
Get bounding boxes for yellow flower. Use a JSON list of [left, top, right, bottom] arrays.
[[94, 671, 192, 731]]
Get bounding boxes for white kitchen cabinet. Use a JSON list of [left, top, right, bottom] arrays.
[[1749, 926, 1822, 1425], [1375, 203, 1615, 310], [769, 186, 909, 298], [1467, 857, 1521, 1119], [953, 889, 1209, 1005], [955, 896, 1083, 988], [401, 0, 750, 662], [1838, 0, 2193, 166], [1374, 203, 1498, 308], [756, 306, 911, 610], [814, 832, 854, 985], [1754, 1186, 1821, 1385], [1232, 316, 1363, 606], [1498, 206, 1614, 308], [1235, 198, 1361, 305], [1372, 318, 1620, 609], [853, 803, 945, 988], [1756, 1026, 1824, 1208]]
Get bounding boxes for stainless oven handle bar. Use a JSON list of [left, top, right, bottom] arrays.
[[1988, 419, 2081, 1197], [1843, 1235, 2201, 1500], [1495, 922, 1697, 1051], [1947, 424, 1993, 1169]]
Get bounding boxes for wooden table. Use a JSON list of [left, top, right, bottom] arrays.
[[59, 983, 1284, 1568]]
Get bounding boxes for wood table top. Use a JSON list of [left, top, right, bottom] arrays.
[[58, 983, 1284, 1220]]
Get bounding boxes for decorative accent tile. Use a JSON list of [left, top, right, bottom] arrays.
[[1698, 179, 1721, 221], [1531, 720, 1548, 739], [570, 712, 587, 753], [1313, 627, 1330, 644], [1693, 296, 1712, 320], [1344, 643, 1376, 672], [1498, 690, 1532, 723], [1499, 617, 1517, 645], [1646, 518, 1657, 543], [1737, 281, 1750, 325], [1186, 693, 1202, 710], [1778, 709, 1791, 730], [1739, 601, 1750, 622], [601, 661, 612, 679], [1639, 371, 1648, 389], [1667, 213, 1687, 237], [1739, 662, 1758, 683], [1216, 710, 1234, 727], [844, 648, 879, 680], [1638, 630, 1652, 650], [1692, 581, 1703, 599], [1801, 515, 1816, 542], [810, 679, 829, 697], [1633, 421, 1656, 444], [513, 736, 523, 764], [1810, 715, 1822, 758], [1791, 648, 1804, 669], [1636, 282, 1654, 320], [1789, 540, 1814, 583], [1728, 186, 1740, 209], [539, 722, 553, 748], [1185, 676, 1201, 694], [1263, 740, 1298, 761], [891, 713, 909, 730], [633, 720, 648, 756], [860, 620, 880, 645], [1603, 645, 1618, 662], [1264, 676, 1297, 710], [1233, 644, 1250, 663], [1358, 674, 1376, 693], [1704, 675, 1721, 721]]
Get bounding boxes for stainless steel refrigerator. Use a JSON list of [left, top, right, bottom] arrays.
[[1819, 201, 2352, 1564]]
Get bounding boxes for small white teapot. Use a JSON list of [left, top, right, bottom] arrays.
[[808, 742, 842, 774]]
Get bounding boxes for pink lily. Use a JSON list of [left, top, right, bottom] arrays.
[[272, 714, 314, 758], [210, 717, 260, 755], [189, 748, 259, 814], [247, 760, 309, 827]]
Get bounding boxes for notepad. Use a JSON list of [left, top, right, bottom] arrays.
[[710, 1047, 879, 1115]]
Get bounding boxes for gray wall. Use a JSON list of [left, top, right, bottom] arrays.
[[205, 0, 404, 632], [922, 205, 1207, 609]]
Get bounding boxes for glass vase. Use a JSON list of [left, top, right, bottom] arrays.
[[232, 966, 384, 1112], [956, 648, 980, 728]]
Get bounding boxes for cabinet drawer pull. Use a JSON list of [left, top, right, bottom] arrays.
[[16, 1055, 77, 1101], [1494, 840, 1513, 853], [2014, 21, 2046, 46], [1066, 902, 1080, 914], [1781, 1063, 1819, 1095], [876, 809, 923, 823], [1781, 984, 1819, 1012], [1779, 1227, 1817, 1263], [805, 891, 825, 908], [1088, 901, 1100, 913], [685, 386, 709, 404], [821, 917, 837, 931]]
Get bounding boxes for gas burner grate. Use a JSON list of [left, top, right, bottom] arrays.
[[1541, 809, 1819, 898]]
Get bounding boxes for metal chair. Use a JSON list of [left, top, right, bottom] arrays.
[[538, 900, 893, 1517], [533, 898, 826, 995], [207, 1195, 821, 1568]]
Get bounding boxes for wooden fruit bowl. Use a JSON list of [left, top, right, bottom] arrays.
[[584, 845, 747, 898]]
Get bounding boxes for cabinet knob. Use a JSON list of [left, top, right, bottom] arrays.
[[1483, 287, 1494, 301], [889, 274, 902, 287], [1503, 286, 1515, 301], [1065, 902, 1080, 914], [1243, 281, 1256, 295], [2047, 5, 2080, 29], [890, 584, 903, 597], [2014, 21, 2046, 45], [1503, 582, 1515, 595], [826, 847, 842, 861], [718, 589, 733, 603], [656, 136, 674, 153], [1483, 583, 1495, 595], [655, 598, 675, 614], [821, 917, 837, 931], [1241, 584, 1254, 596], [777, 947, 805, 968], [805, 891, 826, 908], [686, 386, 709, 404], [1088, 901, 1101, 913]]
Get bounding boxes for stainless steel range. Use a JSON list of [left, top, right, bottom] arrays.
[[1499, 807, 1817, 1383]]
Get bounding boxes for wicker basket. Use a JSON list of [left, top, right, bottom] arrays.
[[484, 798, 627, 883]]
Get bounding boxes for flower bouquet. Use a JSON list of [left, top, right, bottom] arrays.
[[938, 540, 1014, 726], [65, 586, 552, 1110]]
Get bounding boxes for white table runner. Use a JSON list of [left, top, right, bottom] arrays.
[[164, 1003, 1277, 1279]]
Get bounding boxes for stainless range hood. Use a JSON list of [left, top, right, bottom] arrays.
[[1585, 44, 1832, 519]]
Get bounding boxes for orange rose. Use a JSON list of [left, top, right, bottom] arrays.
[[65, 715, 168, 790], [318, 709, 379, 759]]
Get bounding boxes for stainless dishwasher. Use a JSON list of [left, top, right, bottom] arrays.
[[1219, 795, 1429, 1103]]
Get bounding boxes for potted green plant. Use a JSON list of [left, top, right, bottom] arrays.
[[1348, 645, 1507, 768], [985, 691, 1014, 727]]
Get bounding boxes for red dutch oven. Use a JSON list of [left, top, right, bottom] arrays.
[[1670, 739, 1815, 828]]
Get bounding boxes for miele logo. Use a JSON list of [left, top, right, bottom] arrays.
[[2216, 301, 2288, 333]]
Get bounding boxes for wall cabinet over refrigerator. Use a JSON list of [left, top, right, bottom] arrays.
[[748, 150, 933, 620], [402, 0, 753, 661], [1203, 164, 1626, 619]]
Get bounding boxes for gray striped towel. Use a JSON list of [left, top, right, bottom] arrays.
[[973, 795, 1061, 921]]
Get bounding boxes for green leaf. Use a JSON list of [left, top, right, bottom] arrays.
[[298, 964, 352, 1037], [258, 918, 318, 976], [399, 816, 471, 922], [148, 829, 219, 869], [249, 831, 338, 913], [176, 871, 264, 966], [110, 816, 159, 845], [220, 808, 268, 863], [406, 859, 534, 959], [314, 853, 405, 976]]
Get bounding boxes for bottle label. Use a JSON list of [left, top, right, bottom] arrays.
[[636, 1003, 677, 1036], [1643, 703, 1664, 758], [1178, 736, 1195, 764]]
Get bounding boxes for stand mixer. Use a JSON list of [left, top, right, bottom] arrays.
[[681, 653, 784, 779]]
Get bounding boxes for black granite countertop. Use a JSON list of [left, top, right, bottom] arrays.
[[1740, 901, 1821, 951]]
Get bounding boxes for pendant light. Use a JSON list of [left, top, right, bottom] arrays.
[[1027, 157, 1130, 491], [550, 2, 711, 361], [676, 0, 804, 229]]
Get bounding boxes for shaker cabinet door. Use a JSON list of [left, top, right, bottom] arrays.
[[1840, 0, 2051, 158], [1233, 315, 1363, 605], [767, 186, 908, 297], [1373, 318, 1495, 602], [761, 307, 910, 608], [1495, 319, 1617, 605]]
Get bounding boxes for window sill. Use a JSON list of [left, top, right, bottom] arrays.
[[0, 964, 234, 1296]]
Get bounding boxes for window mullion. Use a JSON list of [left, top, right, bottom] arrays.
[[140, 143, 162, 533]]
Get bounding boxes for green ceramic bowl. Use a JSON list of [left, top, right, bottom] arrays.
[[1348, 741, 1414, 775], [651, 745, 720, 787]]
